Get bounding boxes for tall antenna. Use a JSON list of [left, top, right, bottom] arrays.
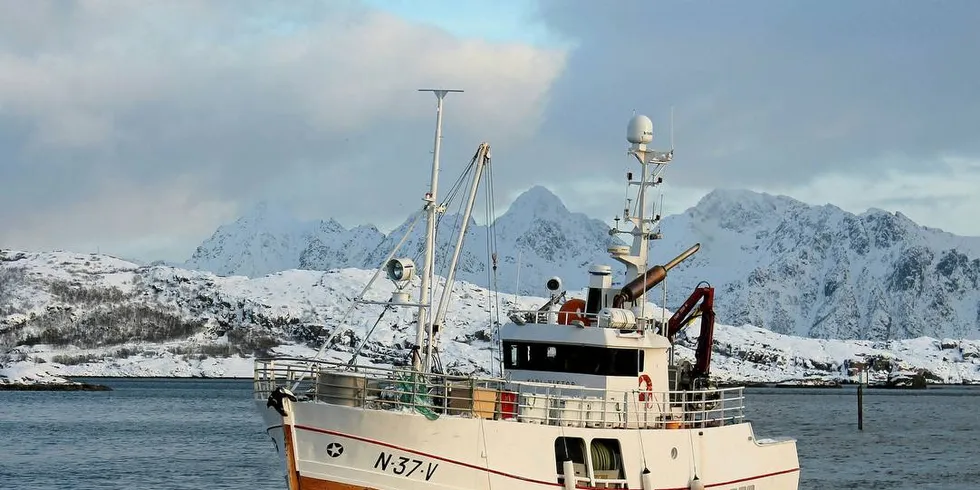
[[670, 106, 675, 151], [414, 88, 463, 373]]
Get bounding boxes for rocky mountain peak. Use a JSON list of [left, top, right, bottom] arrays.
[[183, 186, 980, 340], [504, 185, 570, 220]]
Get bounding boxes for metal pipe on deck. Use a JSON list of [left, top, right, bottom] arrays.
[[612, 243, 700, 308]]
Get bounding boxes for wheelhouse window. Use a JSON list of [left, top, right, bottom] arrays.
[[503, 341, 643, 376]]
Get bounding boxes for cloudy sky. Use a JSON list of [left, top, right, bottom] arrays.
[[1, 0, 978, 262]]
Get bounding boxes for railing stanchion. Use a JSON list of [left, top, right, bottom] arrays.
[[252, 359, 754, 432]]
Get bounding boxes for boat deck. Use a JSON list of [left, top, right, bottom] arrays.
[[255, 358, 745, 430]]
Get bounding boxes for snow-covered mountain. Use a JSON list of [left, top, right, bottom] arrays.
[[184, 202, 385, 277], [656, 189, 980, 340], [491, 186, 622, 291], [184, 187, 980, 341], [186, 186, 619, 296], [3, 249, 979, 386]]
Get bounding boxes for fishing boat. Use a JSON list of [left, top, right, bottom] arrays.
[[254, 89, 801, 490]]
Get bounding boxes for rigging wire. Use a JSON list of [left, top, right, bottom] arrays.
[[484, 176, 495, 375], [310, 144, 491, 377], [435, 160, 473, 310], [483, 158, 502, 377], [479, 417, 494, 490], [558, 422, 572, 484], [288, 210, 424, 393], [428, 148, 485, 369], [631, 387, 649, 469], [408, 154, 472, 268], [346, 305, 393, 366], [483, 166, 492, 375], [400, 150, 477, 367]]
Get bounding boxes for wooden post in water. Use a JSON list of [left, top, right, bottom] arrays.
[[857, 384, 864, 430], [857, 368, 867, 431]]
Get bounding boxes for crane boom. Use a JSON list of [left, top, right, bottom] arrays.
[[666, 285, 716, 379]]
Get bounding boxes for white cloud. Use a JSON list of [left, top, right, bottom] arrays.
[[1, 175, 240, 261], [532, 0, 980, 193], [762, 155, 980, 237], [0, 1, 568, 260], [4, 0, 979, 263]]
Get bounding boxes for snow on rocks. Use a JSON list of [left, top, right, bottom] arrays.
[[2, 249, 980, 386]]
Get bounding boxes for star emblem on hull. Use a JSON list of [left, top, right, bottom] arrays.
[[326, 442, 344, 458]]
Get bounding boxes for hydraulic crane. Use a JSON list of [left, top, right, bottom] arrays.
[[666, 282, 716, 385]]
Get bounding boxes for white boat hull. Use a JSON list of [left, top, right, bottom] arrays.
[[250, 98, 801, 490], [258, 400, 799, 490]]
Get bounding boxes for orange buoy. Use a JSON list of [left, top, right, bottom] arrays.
[[557, 298, 589, 326], [666, 420, 684, 430]]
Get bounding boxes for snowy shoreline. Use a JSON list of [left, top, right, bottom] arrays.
[[5, 374, 980, 391], [3, 250, 980, 390], [3, 360, 978, 390]]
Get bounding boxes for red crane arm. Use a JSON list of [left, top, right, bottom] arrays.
[[666, 286, 716, 379]]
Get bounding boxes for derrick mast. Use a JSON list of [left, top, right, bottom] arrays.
[[608, 115, 674, 315]]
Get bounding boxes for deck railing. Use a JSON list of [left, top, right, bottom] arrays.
[[254, 357, 745, 430], [507, 309, 663, 331]]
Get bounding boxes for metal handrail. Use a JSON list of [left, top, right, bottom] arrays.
[[254, 357, 745, 430], [511, 309, 601, 323], [507, 309, 662, 330]]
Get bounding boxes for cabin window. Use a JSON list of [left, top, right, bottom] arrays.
[[503, 341, 643, 376]]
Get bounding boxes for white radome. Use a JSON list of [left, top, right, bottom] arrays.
[[627, 114, 654, 144]]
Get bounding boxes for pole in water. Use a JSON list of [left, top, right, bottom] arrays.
[[857, 368, 866, 431], [857, 384, 864, 430]]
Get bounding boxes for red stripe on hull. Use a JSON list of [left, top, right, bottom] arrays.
[[704, 467, 801, 488]]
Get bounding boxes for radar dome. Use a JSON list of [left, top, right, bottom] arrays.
[[627, 115, 654, 145]]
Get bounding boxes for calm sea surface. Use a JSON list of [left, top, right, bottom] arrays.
[[1, 379, 978, 490]]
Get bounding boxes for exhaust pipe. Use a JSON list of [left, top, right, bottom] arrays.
[[612, 243, 700, 308]]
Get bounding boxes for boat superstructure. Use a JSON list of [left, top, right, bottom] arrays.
[[254, 91, 801, 490]]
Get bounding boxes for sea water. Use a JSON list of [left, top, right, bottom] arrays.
[[0, 378, 282, 490], [748, 385, 980, 489], [1, 379, 978, 490]]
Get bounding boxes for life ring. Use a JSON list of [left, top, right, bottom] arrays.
[[557, 298, 590, 326], [638, 374, 653, 408]]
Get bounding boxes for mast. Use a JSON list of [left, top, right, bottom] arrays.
[[414, 89, 462, 372], [428, 142, 491, 372], [610, 114, 673, 313]]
